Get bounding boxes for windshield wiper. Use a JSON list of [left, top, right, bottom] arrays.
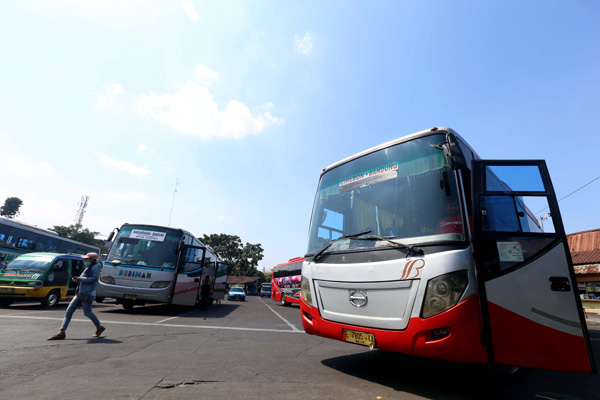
[[354, 235, 423, 255], [313, 230, 372, 262]]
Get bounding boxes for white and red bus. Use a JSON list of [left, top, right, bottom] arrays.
[[271, 257, 304, 306], [300, 127, 596, 374]]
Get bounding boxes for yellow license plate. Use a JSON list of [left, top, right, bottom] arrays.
[[123, 294, 137, 300], [344, 329, 375, 347], [0, 287, 14, 294]]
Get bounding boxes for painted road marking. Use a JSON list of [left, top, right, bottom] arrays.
[[259, 297, 301, 332], [155, 310, 198, 324], [0, 315, 304, 333]]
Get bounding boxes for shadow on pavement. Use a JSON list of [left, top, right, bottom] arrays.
[[97, 302, 240, 319], [321, 349, 599, 400], [321, 350, 512, 399]]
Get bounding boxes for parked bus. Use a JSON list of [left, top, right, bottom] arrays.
[[272, 257, 304, 306], [300, 127, 596, 374], [260, 282, 272, 298], [0, 216, 100, 263], [97, 223, 228, 310]]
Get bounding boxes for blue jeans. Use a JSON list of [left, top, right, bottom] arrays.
[[60, 295, 101, 330]]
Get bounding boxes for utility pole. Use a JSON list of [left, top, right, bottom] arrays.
[[74, 195, 89, 229], [168, 178, 179, 226]]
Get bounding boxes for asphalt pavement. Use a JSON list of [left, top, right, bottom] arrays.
[[0, 297, 599, 400]]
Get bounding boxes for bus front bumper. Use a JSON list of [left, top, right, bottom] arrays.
[[300, 294, 488, 364]]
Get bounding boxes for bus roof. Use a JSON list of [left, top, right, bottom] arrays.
[[0, 216, 100, 250], [273, 256, 305, 269], [320, 127, 477, 176]]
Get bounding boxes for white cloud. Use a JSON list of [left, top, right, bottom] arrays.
[[98, 154, 151, 177], [101, 191, 149, 202], [91, 83, 124, 110], [295, 32, 314, 55], [135, 69, 282, 140], [182, 0, 199, 22], [136, 144, 148, 153], [194, 65, 218, 86]]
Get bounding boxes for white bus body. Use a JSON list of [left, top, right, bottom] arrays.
[[300, 127, 595, 374], [97, 223, 225, 309]]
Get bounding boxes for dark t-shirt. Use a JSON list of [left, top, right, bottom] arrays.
[[201, 282, 211, 296]]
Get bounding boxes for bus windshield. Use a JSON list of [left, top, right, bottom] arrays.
[[106, 225, 182, 268], [307, 134, 465, 255]]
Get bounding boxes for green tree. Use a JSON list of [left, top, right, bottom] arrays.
[[0, 197, 23, 219], [50, 224, 106, 251], [201, 233, 264, 276]]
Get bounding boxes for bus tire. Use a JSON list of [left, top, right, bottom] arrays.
[[281, 294, 288, 306], [42, 290, 60, 307], [95, 297, 105, 303], [122, 300, 134, 310], [0, 299, 14, 308]]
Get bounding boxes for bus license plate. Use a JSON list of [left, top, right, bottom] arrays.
[[123, 294, 137, 300], [344, 329, 375, 347], [0, 287, 14, 294]]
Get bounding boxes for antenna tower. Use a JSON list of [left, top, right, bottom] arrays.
[[75, 195, 90, 227], [168, 178, 179, 226]]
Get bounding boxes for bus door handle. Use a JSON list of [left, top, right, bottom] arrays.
[[549, 276, 571, 292]]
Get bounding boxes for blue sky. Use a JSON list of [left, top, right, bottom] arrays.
[[1, 1, 599, 271]]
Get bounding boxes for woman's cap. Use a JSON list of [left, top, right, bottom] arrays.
[[82, 252, 99, 260]]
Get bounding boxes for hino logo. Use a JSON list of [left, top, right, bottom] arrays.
[[349, 290, 368, 308]]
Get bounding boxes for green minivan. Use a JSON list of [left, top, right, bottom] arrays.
[[0, 253, 85, 307]]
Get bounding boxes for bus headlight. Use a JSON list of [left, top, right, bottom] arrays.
[[422, 270, 468, 318], [150, 281, 171, 289], [301, 276, 313, 307], [100, 275, 115, 284], [27, 281, 43, 286]]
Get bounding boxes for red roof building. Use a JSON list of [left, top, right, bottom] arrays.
[[567, 229, 600, 299]]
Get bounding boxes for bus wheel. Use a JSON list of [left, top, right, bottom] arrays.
[[95, 297, 105, 303], [0, 299, 13, 308], [281, 294, 288, 306], [122, 300, 134, 310], [42, 290, 60, 307]]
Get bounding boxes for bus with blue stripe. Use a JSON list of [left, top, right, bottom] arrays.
[[97, 223, 228, 310], [0, 216, 100, 264]]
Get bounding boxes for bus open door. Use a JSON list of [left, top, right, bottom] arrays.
[[472, 160, 596, 374], [171, 244, 205, 306], [213, 262, 230, 301]]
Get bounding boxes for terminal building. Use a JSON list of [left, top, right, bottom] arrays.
[[567, 229, 600, 306]]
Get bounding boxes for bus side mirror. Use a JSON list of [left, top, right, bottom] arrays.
[[444, 134, 467, 171], [107, 227, 119, 242], [431, 132, 467, 171]]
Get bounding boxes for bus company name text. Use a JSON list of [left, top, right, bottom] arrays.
[[119, 270, 152, 279], [340, 162, 399, 188]]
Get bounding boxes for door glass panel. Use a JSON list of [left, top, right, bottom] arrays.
[[480, 195, 553, 233], [480, 196, 520, 232], [486, 165, 545, 192], [517, 196, 554, 233], [182, 247, 203, 273]]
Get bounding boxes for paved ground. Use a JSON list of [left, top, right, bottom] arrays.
[[0, 297, 599, 400]]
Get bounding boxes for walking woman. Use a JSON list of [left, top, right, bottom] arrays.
[[48, 252, 105, 340]]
